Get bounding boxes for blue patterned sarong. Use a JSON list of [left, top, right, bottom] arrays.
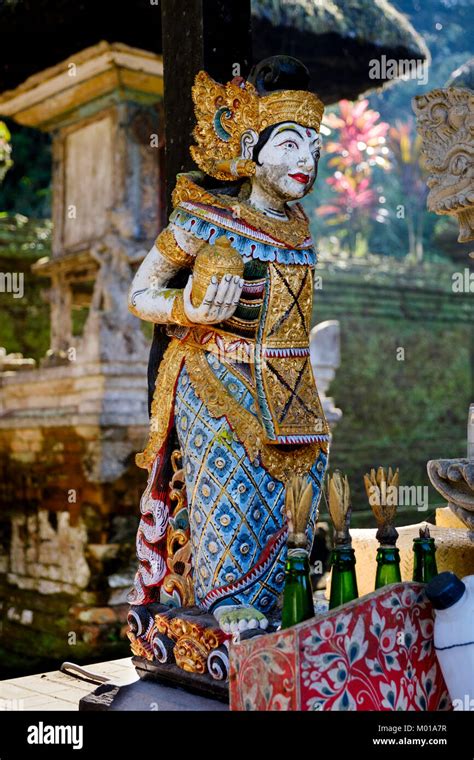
[[174, 352, 328, 614]]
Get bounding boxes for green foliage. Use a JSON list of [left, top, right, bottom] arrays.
[[311, 2, 474, 523], [315, 307, 472, 522], [0, 121, 13, 182], [0, 120, 51, 218], [0, 214, 51, 360]]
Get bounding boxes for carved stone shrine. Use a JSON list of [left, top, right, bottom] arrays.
[[0, 42, 164, 665]]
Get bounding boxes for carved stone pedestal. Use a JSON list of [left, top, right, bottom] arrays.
[[127, 604, 232, 700], [131, 655, 229, 702]]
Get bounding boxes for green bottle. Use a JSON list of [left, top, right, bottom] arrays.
[[329, 545, 359, 609], [412, 527, 438, 583], [364, 465, 402, 590], [327, 470, 359, 609], [375, 546, 402, 589], [281, 548, 314, 629]]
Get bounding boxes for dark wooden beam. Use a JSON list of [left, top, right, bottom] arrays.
[[160, 0, 252, 214]]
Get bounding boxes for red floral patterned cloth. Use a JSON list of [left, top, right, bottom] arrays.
[[229, 583, 451, 711]]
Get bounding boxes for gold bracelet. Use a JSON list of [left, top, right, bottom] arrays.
[[170, 290, 195, 327], [156, 228, 195, 268]]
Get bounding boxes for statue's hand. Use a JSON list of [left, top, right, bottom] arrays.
[[214, 605, 268, 635], [182, 273, 243, 324]]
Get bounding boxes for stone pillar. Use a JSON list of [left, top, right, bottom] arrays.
[[0, 41, 164, 365], [47, 273, 73, 355]]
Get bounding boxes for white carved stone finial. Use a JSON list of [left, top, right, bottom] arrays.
[[310, 320, 342, 427]]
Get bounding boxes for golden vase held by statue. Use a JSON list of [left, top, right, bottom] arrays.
[[191, 235, 244, 307]]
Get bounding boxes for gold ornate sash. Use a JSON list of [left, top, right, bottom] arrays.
[[136, 337, 327, 481], [253, 262, 330, 444]]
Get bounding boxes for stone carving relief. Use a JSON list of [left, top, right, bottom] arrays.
[[413, 87, 474, 243]]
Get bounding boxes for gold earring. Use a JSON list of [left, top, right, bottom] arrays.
[[211, 158, 256, 178]]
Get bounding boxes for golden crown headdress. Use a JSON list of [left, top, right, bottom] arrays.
[[190, 70, 324, 181]]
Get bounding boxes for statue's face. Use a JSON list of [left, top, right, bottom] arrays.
[[253, 122, 320, 202]]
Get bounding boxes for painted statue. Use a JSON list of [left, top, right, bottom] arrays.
[[127, 56, 330, 634]]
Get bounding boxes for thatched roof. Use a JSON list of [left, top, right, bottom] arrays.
[[0, 0, 428, 103], [252, 0, 430, 102]]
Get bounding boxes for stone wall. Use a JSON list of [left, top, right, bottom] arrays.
[[0, 361, 149, 676]]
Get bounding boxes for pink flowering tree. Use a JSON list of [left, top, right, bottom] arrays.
[[317, 99, 390, 256]]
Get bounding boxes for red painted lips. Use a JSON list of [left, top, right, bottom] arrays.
[[288, 172, 310, 184]]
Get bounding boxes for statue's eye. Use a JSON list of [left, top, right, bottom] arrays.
[[276, 139, 298, 150]]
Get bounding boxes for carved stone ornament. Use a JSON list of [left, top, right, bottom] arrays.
[[413, 87, 474, 243], [127, 604, 230, 680], [427, 458, 474, 530]]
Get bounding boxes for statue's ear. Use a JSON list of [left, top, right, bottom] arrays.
[[240, 129, 259, 159]]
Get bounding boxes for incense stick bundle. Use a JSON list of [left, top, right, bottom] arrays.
[[364, 466, 400, 545], [285, 476, 313, 549], [328, 470, 352, 546]]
